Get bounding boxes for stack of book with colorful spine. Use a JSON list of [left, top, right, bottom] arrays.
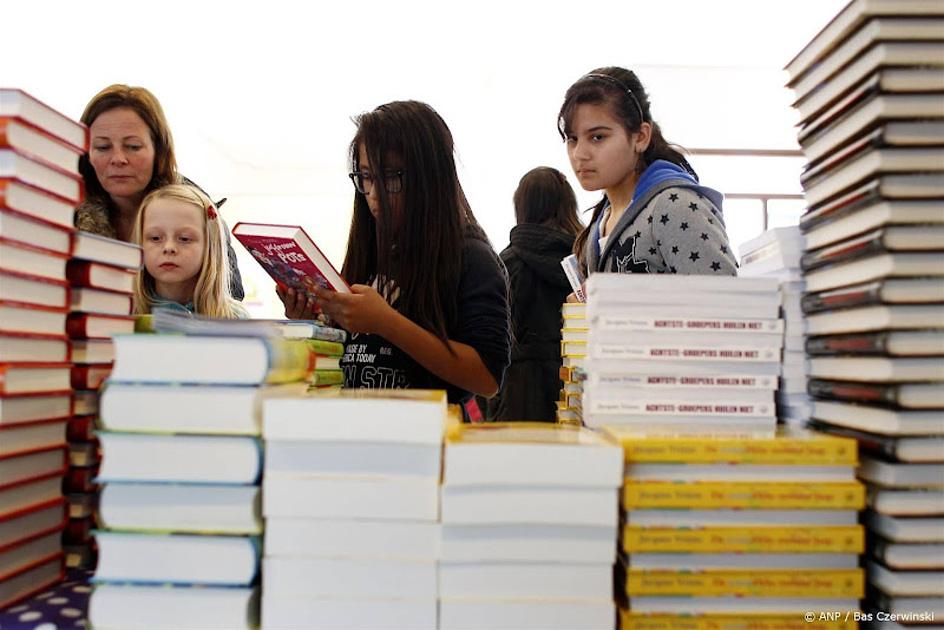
[[739, 226, 812, 425], [786, 0, 944, 619], [558, 302, 587, 423], [260, 389, 447, 630], [86, 332, 316, 629], [605, 426, 865, 628], [63, 232, 139, 572], [439, 422, 622, 630], [583, 274, 783, 435], [0, 89, 89, 607]]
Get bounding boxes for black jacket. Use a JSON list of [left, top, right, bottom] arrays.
[[488, 224, 575, 422]]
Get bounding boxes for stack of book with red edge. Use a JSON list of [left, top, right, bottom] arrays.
[[88, 330, 317, 630], [739, 226, 813, 425], [439, 421, 623, 630], [583, 274, 783, 436], [260, 388, 448, 630], [787, 0, 944, 618], [558, 301, 586, 424], [64, 230, 139, 573], [0, 88, 89, 608], [605, 427, 865, 628]]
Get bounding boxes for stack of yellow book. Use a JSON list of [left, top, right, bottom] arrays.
[[604, 426, 866, 629], [558, 302, 587, 424]]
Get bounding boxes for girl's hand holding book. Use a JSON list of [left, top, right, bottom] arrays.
[[313, 284, 396, 335], [277, 286, 321, 320]]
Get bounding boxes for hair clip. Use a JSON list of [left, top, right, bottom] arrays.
[[206, 204, 218, 220]]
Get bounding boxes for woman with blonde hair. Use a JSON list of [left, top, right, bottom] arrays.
[[76, 84, 245, 299], [132, 184, 247, 319]]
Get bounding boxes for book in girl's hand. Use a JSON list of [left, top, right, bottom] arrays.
[[232, 222, 350, 297]]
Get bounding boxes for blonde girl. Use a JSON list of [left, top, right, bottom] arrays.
[[132, 184, 248, 318]]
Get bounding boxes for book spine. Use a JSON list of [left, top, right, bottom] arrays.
[[806, 332, 888, 356], [594, 373, 776, 390], [621, 437, 857, 465], [622, 481, 866, 509], [66, 416, 95, 442], [621, 525, 865, 553], [800, 230, 883, 272], [264, 339, 316, 384], [591, 399, 774, 417], [308, 369, 343, 386], [624, 568, 864, 598], [304, 339, 344, 356], [807, 379, 898, 407], [560, 254, 586, 303], [307, 326, 347, 344], [561, 340, 587, 357], [801, 282, 881, 314], [620, 612, 856, 630], [594, 315, 783, 333], [591, 345, 781, 362]]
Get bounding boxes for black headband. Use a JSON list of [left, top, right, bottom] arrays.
[[583, 73, 646, 123]]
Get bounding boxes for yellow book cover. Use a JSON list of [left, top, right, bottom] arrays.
[[620, 610, 858, 630], [623, 481, 866, 510], [622, 525, 865, 553], [604, 426, 858, 465], [625, 568, 864, 598], [561, 340, 588, 357], [266, 337, 320, 383], [445, 420, 614, 447]]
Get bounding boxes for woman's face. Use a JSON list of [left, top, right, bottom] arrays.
[[88, 107, 156, 204], [356, 143, 404, 221], [565, 102, 640, 193]]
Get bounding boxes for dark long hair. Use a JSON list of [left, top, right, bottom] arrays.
[[558, 67, 696, 266], [79, 84, 178, 204], [513, 167, 582, 237], [342, 100, 486, 345]]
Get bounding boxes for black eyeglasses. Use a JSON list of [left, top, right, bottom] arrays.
[[348, 169, 405, 194]]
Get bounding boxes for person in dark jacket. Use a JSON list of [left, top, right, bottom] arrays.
[[488, 167, 583, 422]]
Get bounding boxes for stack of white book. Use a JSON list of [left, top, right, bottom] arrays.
[[787, 0, 944, 620], [260, 389, 448, 630], [583, 274, 782, 435], [558, 302, 587, 424], [440, 422, 623, 630], [1, 88, 90, 607], [87, 333, 316, 630], [739, 226, 812, 425]]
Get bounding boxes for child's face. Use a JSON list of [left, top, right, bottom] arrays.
[[356, 143, 404, 221], [566, 102, 641, 194], [141, 198, 205, 295]]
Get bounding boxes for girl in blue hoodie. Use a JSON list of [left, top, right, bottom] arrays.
[[559, 67, 737, 279]]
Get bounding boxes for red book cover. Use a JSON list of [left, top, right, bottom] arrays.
[[0, 417, 68, 458], [62, 515, 93, 544], [0, 269, 69, 310], [66, 415, 96, 442], [0, 552, 65, 610], [0, 177, 77, 229], [0, 497, 67, 549], [0, 362, 71, 395], [0, 300, 68, 337], [0, 148, 84, 203], [0, 332, 70, 364], [0, 445, 68, 489], [0, 391, 72, 427], [70, 364, 112, 390], [66, 312, 135, 340], [0, 207, 74, 255], [232, 222, 351, 297], [66, 259, 136, 293], [0, 89, 89, 150], [0, 117, 84, 174], [62, 467, 98, 495]]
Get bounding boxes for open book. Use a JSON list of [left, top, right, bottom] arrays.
[[232, 222, 350, 297]]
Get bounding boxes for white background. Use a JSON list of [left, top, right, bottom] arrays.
[[6, 0, 847, 314]]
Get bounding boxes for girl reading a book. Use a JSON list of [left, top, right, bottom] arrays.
[[280, 100, 510, 405], [76, 84, 245, 300], [132, 184, 248, 319], [559, 67, 737, 291]]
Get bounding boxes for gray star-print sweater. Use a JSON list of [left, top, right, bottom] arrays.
[[587, 178, 738, 277]]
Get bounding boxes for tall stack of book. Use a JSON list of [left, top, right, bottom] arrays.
[[0, 89, 88, 607], [786, 0, 944, 620], [87, 332, 315, 629], [439, 422, 623, 630], [558, 301, 587, 424], [260, 389, 447, 630], [583, 274, 782, 435], [739, 227, 812, 425], [63, 232, 139, 572], [605, 427, 866, 628]]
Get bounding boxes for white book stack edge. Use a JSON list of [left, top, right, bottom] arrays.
[[439, 422, 622, 630], [260, 389, 448, 630]]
